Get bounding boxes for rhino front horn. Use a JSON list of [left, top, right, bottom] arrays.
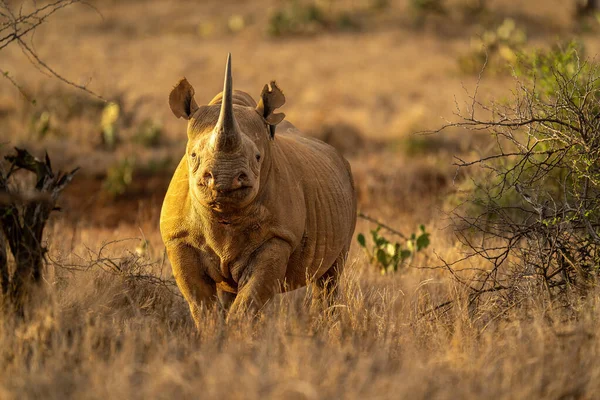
[[213, 53, 242, 152]]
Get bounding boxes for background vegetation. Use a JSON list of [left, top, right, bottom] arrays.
[[1, 0, 600, 399]]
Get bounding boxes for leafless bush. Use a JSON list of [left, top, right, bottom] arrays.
[[435, 42, 600, 313], [1, 0, 101, 100], [0, 148, 77, 313], [52, 238, 182, 300]]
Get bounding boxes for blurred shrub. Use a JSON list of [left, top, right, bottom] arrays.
[[400, 133, 464, 157], [197, 21, 215, 38], [370, 0, 390, 11], [23, 88, 105, 139], [267, 0, 360, 37], [145, 156, 173, 174], [103, 157, 135, 198], [268, 1, 326, 36], [459, 0, 487, 17], [410, 0, 491, 28], [458, 18, 526, 75], [357, 224, 430, 275], [100, 102, 120, 151], [30, 111, 52, 138], [411, 0, 446, 15], [134, 119, 162, 148], [228, 14, 246, 33], [575, 0, 599, 18]]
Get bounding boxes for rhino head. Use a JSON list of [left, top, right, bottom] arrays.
[[168, 54, 285, 212]]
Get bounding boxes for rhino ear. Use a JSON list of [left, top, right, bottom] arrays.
[[256, 81, 286, 138], [169, 78, 199, 120]]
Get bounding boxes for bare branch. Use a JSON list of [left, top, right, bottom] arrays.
[[0, 0, 104, 100]]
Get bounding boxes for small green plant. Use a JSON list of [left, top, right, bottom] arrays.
[[103, 157, 135, 198], [357, 225, 430, 274]]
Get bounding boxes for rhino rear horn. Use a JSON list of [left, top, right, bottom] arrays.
[[256, 81, 286, 139], [169, 78, 199, 120]]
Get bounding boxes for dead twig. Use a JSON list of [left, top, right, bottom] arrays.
[[358, 212, 408, 240]]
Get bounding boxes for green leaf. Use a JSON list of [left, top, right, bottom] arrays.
[[400, 249, 412, 260], [370, 228, 379, 243], [416, 232, 430, 251], [357, 233, 366, 248], [376, 249, 388, 266], [375, 235, 388, 247]]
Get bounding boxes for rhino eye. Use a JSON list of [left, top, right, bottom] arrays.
[[255, 154, 261, 162]]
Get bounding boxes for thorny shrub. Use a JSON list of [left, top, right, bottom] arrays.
[[440, 41, 600, 312]]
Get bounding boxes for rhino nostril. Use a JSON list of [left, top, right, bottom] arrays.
[[237, 173, 248, 183], [202, 171, 214, 187]]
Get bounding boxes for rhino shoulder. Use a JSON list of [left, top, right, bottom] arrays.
[[160, 156, 193, 244]]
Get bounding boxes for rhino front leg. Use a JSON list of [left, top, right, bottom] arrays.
[[166, 243, 217, 329], [228, 238, 291, 319]]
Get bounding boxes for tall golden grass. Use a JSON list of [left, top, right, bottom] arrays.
[[1, 1, 598, 398], [1, 231, 598, 399]]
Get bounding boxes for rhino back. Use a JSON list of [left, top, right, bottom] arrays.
[[269, 127, 357, 284]]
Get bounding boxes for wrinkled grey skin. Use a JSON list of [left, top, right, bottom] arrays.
[[160, 55, 357, 328]]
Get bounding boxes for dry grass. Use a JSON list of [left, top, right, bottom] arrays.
[[1, 232, 599, 399], [2, 0, 600, 398]]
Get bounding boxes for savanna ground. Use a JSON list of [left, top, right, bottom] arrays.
[[1, 0, 600, 398]]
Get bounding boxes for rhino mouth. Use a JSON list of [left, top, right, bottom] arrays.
[[214, 185, 252, 194], [204, 185, 253, 207]]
